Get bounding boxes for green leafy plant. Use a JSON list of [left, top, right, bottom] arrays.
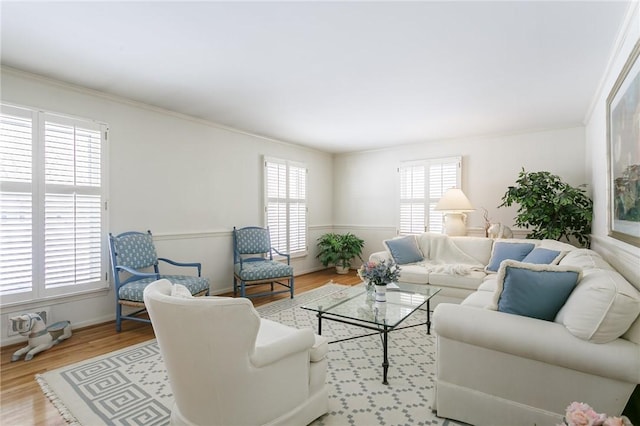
[[316, 232, 365, 271], [499, 169, 593, 247]]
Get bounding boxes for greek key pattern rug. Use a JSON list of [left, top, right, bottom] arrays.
[[36, 282, 461, 426]]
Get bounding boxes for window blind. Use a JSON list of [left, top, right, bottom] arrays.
[[399, 157, 461, 235], [0, 110, 34, 296], [0, 105, 108, 304], [264, 157, 307, 256]]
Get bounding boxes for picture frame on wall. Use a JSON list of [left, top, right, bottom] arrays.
[[606, 39, 640, 247]]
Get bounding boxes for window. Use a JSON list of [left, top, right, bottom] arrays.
[[399, 156, 461, 234], [264, 157, 307, 256], [0, 104, 109, 305]]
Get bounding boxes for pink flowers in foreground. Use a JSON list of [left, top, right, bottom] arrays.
[[562, 402, 632, 426]]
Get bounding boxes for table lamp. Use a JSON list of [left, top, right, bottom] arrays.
[[434, 188, 475, 236]]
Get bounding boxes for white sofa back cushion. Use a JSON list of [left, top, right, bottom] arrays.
[[560, 249, 615, 271], [555, 269, 640, 344], [449, 236, 494, 265]]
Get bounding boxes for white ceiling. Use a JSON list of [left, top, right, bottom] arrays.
[[0, 1, 631, 153]]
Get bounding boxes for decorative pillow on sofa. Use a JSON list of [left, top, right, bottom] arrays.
[[491, 260, 582, 321], [384, 236, 424, 265], [521, 247, 565, 265], [171, 284, 193, 298], [485, 242, 536, 272], [555, 269, 640, 343]]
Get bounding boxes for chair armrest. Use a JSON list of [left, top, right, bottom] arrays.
[[251, 319, 315, 368], [271, 248, 291, 263], [369, 251, 392, 263], [115, 265, 158, 279], [433, 303, 640, 383], [158, 258, 202, 276]]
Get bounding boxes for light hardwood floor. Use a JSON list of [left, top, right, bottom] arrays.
[[0, 269, 361, 426]]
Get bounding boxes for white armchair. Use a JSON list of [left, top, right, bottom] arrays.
[[143, 279, 329, 426]]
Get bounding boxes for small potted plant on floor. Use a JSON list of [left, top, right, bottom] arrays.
[[316, 232, 365, 274]]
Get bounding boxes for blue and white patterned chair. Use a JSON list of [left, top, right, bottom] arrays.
[[108, 230, 210, 331], [233, 226, 294, 299]]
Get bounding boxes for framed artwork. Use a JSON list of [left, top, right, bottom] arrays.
[[607, 39, 640, 247]]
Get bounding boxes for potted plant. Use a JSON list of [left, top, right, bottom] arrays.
[[499, 168, 593, 247], [316, 232, 365, 274]]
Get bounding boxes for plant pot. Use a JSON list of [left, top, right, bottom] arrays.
[[335, 265, 350, 274], [375, 284, 387, 302]]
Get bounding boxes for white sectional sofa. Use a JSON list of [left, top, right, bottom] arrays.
[[369, 232, 575, 306], [369, 233, 640, 425]]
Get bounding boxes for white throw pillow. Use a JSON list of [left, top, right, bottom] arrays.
[[171, 284, 193, 298], [555, 269, 640, 343]]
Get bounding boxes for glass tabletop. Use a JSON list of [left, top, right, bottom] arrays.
[[301, 282, 441, 328]]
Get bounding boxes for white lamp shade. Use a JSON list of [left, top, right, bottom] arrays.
[[434, 188, 475, 212]]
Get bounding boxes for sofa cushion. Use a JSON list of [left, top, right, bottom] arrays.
[[461, 289, 494, 308], [491, 260, 581, 321], [623, 316, 640, 345], [538, 239, 577, 252], [449, 236, 495, 265], [521, 247, 564, 265], [559, 249, 615, 271], [555, 269, 640, 343], [396, 263, 430, 284], [485, 242, 536, 272], [429, 270, 487, 291], [477, 277, 498, 292], [310, 334, 329, 362], [384, 235, 424, 265]]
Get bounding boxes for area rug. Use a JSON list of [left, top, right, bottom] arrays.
[[37, 283, 461, 425]]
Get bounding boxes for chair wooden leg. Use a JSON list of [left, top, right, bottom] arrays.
[[116, 304, 122, 332], [289, 277, 294, 299], [233, 276, 238, 296]]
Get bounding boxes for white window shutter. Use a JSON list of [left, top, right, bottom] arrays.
[[399, 163, 425, 235], [399, 157, 461, 235], [0, 109, 34, 296], [264, 157, 307, 256], [0, 105, 108, 304], [428, 160, 460, 233]]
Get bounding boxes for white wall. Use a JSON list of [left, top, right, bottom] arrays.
[[585, 2, 640, 287], [333, 127, 586, 260], [0, 69, 334, 344]]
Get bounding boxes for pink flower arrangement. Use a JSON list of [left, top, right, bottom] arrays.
[[357, 259, 401, 286], [561, 402, 632, 426]]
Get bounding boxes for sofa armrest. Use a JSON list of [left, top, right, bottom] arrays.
[[369, 251, 392, 263], [433, 303, 640, 383], [252, 319, 315, 368]]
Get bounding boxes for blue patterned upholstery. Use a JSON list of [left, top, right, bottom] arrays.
[[112, 232, 157, 269], [235, 227, 272, 254], [234, 261, 293, 281], [109, 230, 210, 331], [233, 226, 294, 299], [118, 275, 210, 303]]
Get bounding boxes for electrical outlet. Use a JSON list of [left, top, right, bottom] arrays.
[[7, 308, 51, 337]]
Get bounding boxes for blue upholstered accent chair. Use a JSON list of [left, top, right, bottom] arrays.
[[233, 226, 294, 299], [108, 230, 210, 331]]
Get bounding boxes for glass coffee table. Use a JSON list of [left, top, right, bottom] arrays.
[[301, 282, 441, 385]]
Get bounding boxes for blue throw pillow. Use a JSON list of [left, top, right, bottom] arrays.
[[492, 260, 581, 321], [521, 247, 563, 265], [384, 236, 424, 265], [485, 242, 536, 272]]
